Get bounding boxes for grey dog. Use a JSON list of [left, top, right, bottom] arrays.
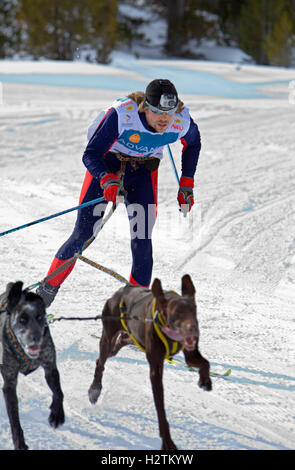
[[0, 281, 65, 450]]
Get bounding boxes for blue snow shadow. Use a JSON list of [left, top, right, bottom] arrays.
[[0, 64, 288, 99], [57, 343, 292, 450], [58, 342, 295, 392], [0, 73, 146, 93]]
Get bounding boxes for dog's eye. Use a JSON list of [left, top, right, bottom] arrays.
[[172, 319, 180, 327], [19, 314, 29, 325], [36, 314, 45, 323]]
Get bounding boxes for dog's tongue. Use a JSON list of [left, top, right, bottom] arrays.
[[26, 344, 41, 358], [161, 327, 196, 351], [161, 326, 184, 342]]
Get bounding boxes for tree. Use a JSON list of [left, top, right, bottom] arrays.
[[264, 9, 294, 66], [181, 0, 220, 54], [165, 0, 187, 56], [87, 0, 118, 64], [203, 0, 247, 46], [0, 0, 20, 57], [17, 0, 118, 63], [238, 0, 294, 66], [17, 0, 91, 60], [147, 0, 218, 57]]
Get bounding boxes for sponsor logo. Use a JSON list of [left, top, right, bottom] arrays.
[[117, 137, 155, 154], [174, 118, 181, 123], [120, 100, 133, 107], [171, 124, 184, 131], [129, 133, 141, 143], [125, 114, 131, 122], [126, 105, 134, 111]]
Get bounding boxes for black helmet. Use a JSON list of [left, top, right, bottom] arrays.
[[144, 79, 178, 114]]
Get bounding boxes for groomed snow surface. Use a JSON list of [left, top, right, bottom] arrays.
[[0, 57, 294, 451]]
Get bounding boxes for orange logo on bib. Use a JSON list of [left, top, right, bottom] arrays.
[[129, 133, 141, 143]]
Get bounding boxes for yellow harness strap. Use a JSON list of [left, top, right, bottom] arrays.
[[120, 300, 146, 353], [119, 297, 183, 361]]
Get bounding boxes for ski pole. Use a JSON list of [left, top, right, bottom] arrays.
[[167, 144, 189, 218], [0, 196, 106, 238], [167, 144, 180, 184]]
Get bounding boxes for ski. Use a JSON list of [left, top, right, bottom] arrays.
[[167, 358, 231, 377], [209, 368, 231, 377]]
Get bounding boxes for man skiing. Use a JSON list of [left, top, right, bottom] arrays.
[[37, 79, 201, 307]]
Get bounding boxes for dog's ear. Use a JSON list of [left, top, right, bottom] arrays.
[[181, 274, 195, 298], [7, 281, 23, 311], [152, 278, 164, 298], [151, 278, 167, 310]]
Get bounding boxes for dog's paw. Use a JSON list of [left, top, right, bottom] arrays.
[[198, 376, 212, 391], [15, 441, 29, 450], [49, 406, 65, 428], [161, 439, 178, 450], [88, 384, 101, 404]]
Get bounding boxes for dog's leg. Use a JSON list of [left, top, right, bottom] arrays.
[[110, 331, 133, 356], [88, 328, 113, 404], [1, 371, 28, 450], [44, 365, 65, 428], [147, 352, 177, 450], [183, 349, 212, 391]]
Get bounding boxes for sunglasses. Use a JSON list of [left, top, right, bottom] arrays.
[[145, 93, 178, 116]]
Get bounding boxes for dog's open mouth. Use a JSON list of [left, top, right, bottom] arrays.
[[161, 326, 197, 351], [25, 344, 41, 358], [180, 335, 198, 351]]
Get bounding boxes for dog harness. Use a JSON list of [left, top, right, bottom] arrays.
[[3, 314, 33, 375], [119, 297, 184, 361]]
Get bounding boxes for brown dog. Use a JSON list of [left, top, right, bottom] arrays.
[[88, 274, 212, 450]]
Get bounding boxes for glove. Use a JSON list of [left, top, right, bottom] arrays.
[[177, 176, 194, 216], [100, 173, 121, 204]]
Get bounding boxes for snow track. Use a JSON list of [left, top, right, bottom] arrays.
[[0, 63, 294, 450]]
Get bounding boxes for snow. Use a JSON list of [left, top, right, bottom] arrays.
[[0, 54, 295, 451]]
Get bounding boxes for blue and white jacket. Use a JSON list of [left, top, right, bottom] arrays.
[[83, 97, 201, 180]]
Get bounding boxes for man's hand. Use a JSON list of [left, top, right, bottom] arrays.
[[177, 176, 194, 216], [100, 173, 121, 204]]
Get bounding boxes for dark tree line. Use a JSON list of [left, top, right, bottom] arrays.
[[0, 0, 294, 66]]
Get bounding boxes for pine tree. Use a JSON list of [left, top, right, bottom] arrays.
[[165, 0, 187, 56], [87, 0, 118, 64], [239, 0, 269, 64], [0, 0, 20, 57], [17, 0, 90, 60], [17, 0, 118, 62], [264, 9, 294, 66], [204, 0, 247, 46], [181, 0, 221, 53], [238, 0, 294, 66], [151, 0, 218, 57]]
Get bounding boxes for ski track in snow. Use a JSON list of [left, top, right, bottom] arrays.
[[0, 67, 295, 450]]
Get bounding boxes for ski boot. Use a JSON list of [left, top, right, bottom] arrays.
[[36, 282, 60, 308]]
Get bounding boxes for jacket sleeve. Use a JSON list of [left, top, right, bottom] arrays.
[[82, 108, 119, 181], [180, 117, 201, 179]]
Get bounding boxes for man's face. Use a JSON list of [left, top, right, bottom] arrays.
[[145, 109, 175, 133]]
